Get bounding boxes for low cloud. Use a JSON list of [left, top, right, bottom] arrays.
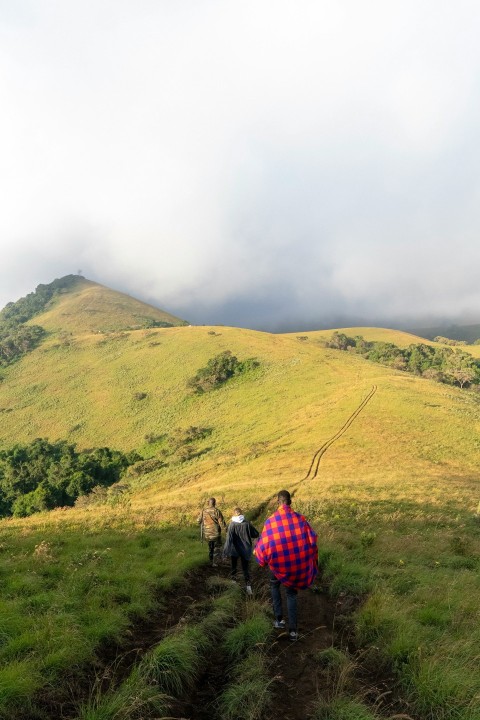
[[1, 1, 480, 330]]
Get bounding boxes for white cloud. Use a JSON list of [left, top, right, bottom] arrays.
[[1, 1, 480, 328]]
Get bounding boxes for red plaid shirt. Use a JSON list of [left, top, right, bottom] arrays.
[[254, 504, 318, 589]]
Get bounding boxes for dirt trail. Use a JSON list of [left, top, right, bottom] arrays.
[[163, 564, 342, 720], [265, 581, 335, 720], [302, 385, 377, 481], [29, 565, 215, 720]]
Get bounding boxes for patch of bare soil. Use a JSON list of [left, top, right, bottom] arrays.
[[166, 565, 344, 720], [266, 582, 336, 720]]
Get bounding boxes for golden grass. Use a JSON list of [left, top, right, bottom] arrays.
[[1, 324, 479, 512], [1, 306, 480, 717], [26, 277, 185, 334]]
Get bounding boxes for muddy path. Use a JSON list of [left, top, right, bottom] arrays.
[[29, 565, 216, 720], [263, 575, 336, 720], [160, 564, 410, 720], [163, 563, 341, 720]]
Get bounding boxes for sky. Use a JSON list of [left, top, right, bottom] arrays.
[[1, 1, 480, 331]]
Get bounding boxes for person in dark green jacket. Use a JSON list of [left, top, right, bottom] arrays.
[[223, 507, 259, 595], [197, 497, 227, 567]]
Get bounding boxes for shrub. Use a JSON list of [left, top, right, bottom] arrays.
[[187, 351, 259, 393]]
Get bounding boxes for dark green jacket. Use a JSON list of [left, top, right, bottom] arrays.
[[198, 507, 226, 541]]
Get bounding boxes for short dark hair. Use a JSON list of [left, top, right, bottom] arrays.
[[208, 497, 216, 506], [277, 490, 291, 506]]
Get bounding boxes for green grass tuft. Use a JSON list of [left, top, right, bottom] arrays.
[[311, 697, 379, 720], [223, 615, 271, 659], [217, 653, 272, 720]]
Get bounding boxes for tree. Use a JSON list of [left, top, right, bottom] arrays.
[[187, 351, 259, 393], [443, 350, 480, 388], [325, 332, 356, 351], [0, 439, 137, 518]]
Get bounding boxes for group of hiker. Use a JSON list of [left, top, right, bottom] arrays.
[[197, 490, 318, 641]]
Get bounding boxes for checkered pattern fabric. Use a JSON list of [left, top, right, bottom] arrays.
[[254, 504, 318, 589]]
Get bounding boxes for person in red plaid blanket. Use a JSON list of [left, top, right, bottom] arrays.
[[254, 489, 318, 640]]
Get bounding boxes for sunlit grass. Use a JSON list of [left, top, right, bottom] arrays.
[[0, 319, 480, 716], [76, 582, 239, 720]]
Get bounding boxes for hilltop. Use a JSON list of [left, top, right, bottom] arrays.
[[22, 275, 187, 334]]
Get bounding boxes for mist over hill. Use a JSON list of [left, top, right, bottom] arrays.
[[410, 323, 480, 344]]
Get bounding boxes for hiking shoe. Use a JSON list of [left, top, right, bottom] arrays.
[[274, 619, 286, 629], [289, 631, 299, 641], [246, 584, 253, 596]]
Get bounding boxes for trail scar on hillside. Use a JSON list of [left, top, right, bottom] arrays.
[[302, 385, 377, 481]]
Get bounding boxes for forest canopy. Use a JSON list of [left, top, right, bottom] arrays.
[[0, 438, 139, 517]]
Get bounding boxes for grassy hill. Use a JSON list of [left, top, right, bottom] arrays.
[[26, 276, 187, 334], [0, 284, 479, 719]]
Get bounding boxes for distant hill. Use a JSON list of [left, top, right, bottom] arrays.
[[19, 275, 188, 334], [409, 323, 480, 344]]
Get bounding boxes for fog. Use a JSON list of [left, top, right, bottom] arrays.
[[1, 1, 480, 330]]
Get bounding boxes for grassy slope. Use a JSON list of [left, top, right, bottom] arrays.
[[27, 277, 186, 334], [0, 311, 479, 717]]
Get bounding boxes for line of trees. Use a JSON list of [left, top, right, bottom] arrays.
[[0, 275, 83, 366], [325, 332, 480, 388], [0, 438, 139, 517], [433, 336, 467, 346], [0, 275, 81, 325]]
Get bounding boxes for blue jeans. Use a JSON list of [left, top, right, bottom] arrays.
[[270, 571, 297, 631]]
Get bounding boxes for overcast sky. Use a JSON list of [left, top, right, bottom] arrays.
[[1, 1, 480, 330]]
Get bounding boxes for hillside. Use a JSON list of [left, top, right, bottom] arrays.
[[25, 275, 187, 334], [0, 286, 479, 719]]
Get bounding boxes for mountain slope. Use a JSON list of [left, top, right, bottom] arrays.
[[26, 276, 187, 334], [1, 324, 479, 501], [0, 287, 479, 719]]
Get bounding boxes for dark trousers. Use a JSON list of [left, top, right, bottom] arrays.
[[270, 571, 297, 631], [208, 539, 221, 563], [231, 555, 250, 583]]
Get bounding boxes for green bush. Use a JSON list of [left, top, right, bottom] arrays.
[[187, 351, 259, 393]]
